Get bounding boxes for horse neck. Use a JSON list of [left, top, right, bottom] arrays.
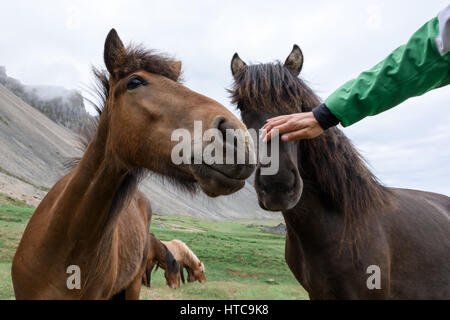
[[286, 129, 390, 254], [47, 114, 129, 249], [183, 245, 199, 269], [283, 182, 347, 246], [298, 126, 389, 227]]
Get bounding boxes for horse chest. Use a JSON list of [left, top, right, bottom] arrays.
[[111, 211, 147, 292]]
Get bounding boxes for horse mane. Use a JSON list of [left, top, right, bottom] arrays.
[[64, 44, 183, 230], [229, 62, 391, 239], [173, 240, 203, 271]]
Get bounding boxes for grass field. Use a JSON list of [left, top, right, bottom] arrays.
[[0, 193, 35, 300], [0, 192, 308, 300]]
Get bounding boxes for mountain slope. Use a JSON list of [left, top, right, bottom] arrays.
[[0, 84, 78, 188], [0, 67, 90, 131], [0, 84, 277, 220]]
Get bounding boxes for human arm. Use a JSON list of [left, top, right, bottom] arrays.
[[263, 9, 450, 142]]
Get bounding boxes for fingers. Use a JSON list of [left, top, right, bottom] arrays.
[[261, 112, 319, 142], [281, 126, 324, 141], [265, 114, 291, 123], [263, 116, 291, 129], [280, 129, 310, 142], [261, 120, 291, 141], [262, 122, 293, 142], [265, 117, 289, 127], [261, 116, 297, 141], [262, 119, 307, 142], [261, 118, 287, 133], [261, 115, 292, 131]]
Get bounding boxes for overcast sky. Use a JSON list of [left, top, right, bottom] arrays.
[[1, 0, 449, 195]]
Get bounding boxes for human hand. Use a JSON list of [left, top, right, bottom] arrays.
[[260, 112, 324, 142]]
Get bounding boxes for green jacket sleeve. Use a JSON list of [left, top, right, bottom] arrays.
[[325, 17, 450, 127]]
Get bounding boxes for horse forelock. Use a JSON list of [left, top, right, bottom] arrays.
[[228, 62, 320, 114]]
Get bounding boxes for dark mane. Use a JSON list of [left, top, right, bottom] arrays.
[[162, 242, 180, 274], [230, 62, 390, 238], [64, 44, 184, 229], [229, 62, 319, 114]]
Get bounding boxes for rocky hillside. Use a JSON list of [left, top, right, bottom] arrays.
[[0, 84, 79, 205], [0, 67, 91, 132], [0, 83, 277, 220]]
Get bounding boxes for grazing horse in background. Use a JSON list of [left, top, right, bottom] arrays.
[[162, 239, 206, 283], [11, 29, 255, 300], [230, 46, 450, 299], [142, 233, 180, 289]]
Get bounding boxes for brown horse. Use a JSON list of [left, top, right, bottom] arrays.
[[162, 239, 206, 283], [142, 233, 180, 289], [230, 46, 450, 299], [11, 29, 254, 300]]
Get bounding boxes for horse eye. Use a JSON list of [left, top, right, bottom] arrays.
[[127, 76, 146, 90]]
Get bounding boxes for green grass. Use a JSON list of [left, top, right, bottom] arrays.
[[141, 215, 308, 300], [0, 193, 34, 299], [0, 193, 308, 300]]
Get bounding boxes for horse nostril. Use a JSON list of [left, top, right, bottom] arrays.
[[286, 171, 297, 189], [211, 116, 237, 153], [216, 117, 228, 139], [211, 116, 229, 137]]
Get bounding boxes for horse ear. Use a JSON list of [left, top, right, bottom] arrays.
[[231, 53, 247, 78], [173, 61, 182, 80], [104, 28, 126, 77], [284, 44, 303, 76], [198, 261, 202, 267]]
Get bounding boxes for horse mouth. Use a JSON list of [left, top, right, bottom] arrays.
[[189, 163, 253, 197], [257, 188, 300, 211], [167, 282, 179, 289], [256, 177, 303, 212]]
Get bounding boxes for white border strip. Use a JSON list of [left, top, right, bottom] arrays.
[[436, 4, 450, 55]]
